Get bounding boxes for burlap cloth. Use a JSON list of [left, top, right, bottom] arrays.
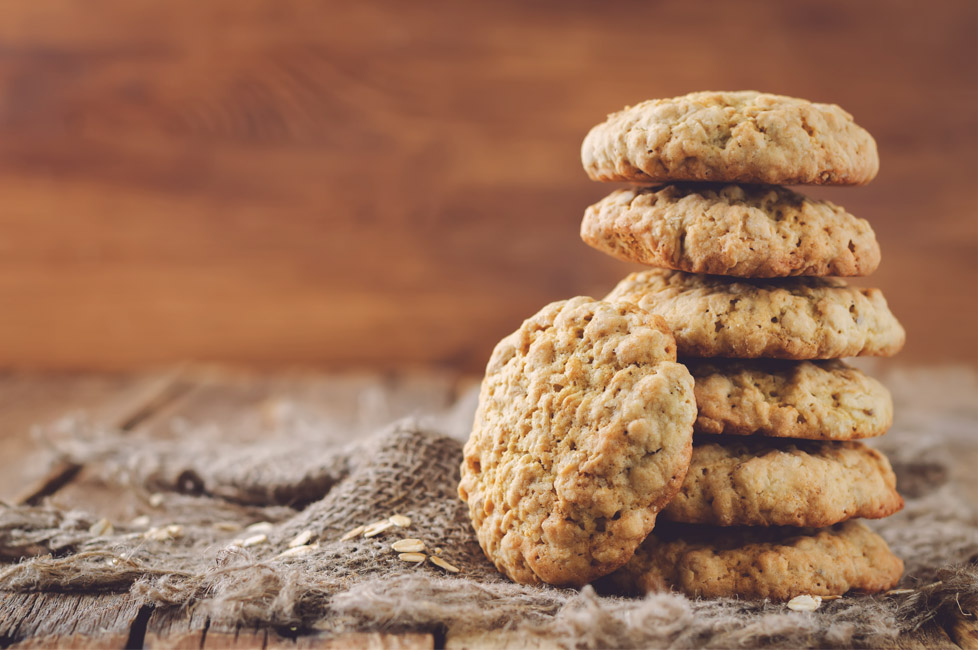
[[1, 365, 976, 648]]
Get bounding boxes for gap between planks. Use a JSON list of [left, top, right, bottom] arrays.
[[12, 367, 194, 507]]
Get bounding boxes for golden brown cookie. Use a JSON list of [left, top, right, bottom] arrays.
[[663, 438, 903, 527], [581, 185, 880, 277], [608, 521, 903, 600], [458, 297, 696, 586], [582, 91, 879, 185], [687, 359, 892, 440], [605, 269, 906, 359]]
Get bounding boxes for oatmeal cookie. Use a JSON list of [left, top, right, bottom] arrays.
[[458, 297, 696, 586], [663, 438, 903, 527], [605, 269, 905, 359], [581, 184, 880, 277], [687, 359, 892, 440], [608, 520, 903, 600], [582, 91, 878, 185]]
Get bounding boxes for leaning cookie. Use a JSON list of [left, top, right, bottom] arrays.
[[582, 91, 878, 185], [663, 438, 903, 527], [688, 359, 892, 440], [606, 269, 905, 359], [607, 521, 903, 600], [458, 297, 696, 586], [581, 185, 880, 277]]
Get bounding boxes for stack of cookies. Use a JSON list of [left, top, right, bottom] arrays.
[[583, 91, 905, 600], [459, 91, 905, 602]]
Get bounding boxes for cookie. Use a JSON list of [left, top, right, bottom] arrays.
[[581, 184, 880, 277], [605, 269, 905, 359], [582, 91, 878, 185], [662, 438, 903, 527], [608, 521, 903, 600], [687, 359, 892, 440], [458, 297, 696, 586]]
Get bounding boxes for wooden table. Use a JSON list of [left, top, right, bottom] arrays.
[[0, 368, 974, 649]]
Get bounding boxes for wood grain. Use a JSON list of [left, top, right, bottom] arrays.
[[0, 0, 973, 372]]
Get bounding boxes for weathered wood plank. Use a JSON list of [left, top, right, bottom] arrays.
[[0, 369, 190, 505], [949, 614, 978, 650], [132, 369, 459, 442], [446, 630, 557, 650], [0, 592, 144, 648], [892, 621, 962, 650], [145, 606, 433, 650]]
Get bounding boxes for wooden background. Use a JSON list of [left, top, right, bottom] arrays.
[[0, 0, 974, 372]]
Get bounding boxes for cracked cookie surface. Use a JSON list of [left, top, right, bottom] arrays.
[[608, 521, 903, 600], [581, 184, 880, 277], [582, 91, 878, 185], [457, 297, 696, 586], [687, 359, 892, 440], [662, 437, 903, 527], [606, 269, 905, 359]]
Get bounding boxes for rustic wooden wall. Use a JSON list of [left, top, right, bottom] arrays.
[[0, 0, 974, 371]]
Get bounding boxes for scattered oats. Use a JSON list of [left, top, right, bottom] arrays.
[[277, 543, 319, 559], [787, 595, 822, 612], [389, 514, 411, 527], [131, 515, 151, 528], [340, 525, 365, 541], [884, 588, 915, 596], [145, 524, 183, 541], [148, 493, 165, 507], [391, 538, 425, 553], [89, 518, 114, 537], [399, 552, 426, 563], [434, 547, 443, 555], [245, 521, 274, 534], [288, 530, 315, 548], [241, 534, 268, 547], [821, 595, 842, 601], [213, 521, 242, 532], [429, 556, 460, 573], [363, 520, 394, 537]]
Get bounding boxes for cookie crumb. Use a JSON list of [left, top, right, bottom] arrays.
[[340, 525, 365, 541], [787, 595, 822, 611], [89, 518, 113, 537], [288, 530, 315, 548], [364, 520, 394, 537], [145, 524, 183, 541], [277, 544, 319, 559], [389, 514, 411, 527], [391, 539, 425, 553], [430, 556, 460, 573]]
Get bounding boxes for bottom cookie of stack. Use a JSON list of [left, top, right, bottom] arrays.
[[607, 520, 903, 600]]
